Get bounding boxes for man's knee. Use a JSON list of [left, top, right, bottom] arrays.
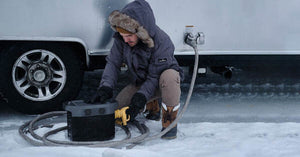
[[115, 84, 140, 109], [159, 69, 181, 106], [159, 69, 180, 87]]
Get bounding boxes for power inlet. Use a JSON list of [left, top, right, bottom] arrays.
[[184, 25, 205, 76], [184, 25, 205, 49]]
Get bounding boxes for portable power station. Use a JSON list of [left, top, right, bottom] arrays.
[[64, 100, 117, 141]]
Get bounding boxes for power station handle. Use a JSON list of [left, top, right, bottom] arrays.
[[115, 107, 130, 126]]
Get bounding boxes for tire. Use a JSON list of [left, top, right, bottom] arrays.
[[2, 42, 84, 114]]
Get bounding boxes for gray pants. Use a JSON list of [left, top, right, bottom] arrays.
[[115, 69, 181, 108]]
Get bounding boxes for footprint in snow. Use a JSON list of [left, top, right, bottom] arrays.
[[250, 133, 268, 138]]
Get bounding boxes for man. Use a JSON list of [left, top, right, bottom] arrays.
[[89, 0, 183, 139]]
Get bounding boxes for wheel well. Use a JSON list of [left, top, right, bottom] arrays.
[[0, 40, 88, 70]]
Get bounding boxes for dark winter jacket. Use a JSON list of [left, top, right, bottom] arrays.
[[100, 0, 183, 100]]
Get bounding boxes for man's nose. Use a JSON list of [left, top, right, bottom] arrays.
[[124, 37, 130, 43]]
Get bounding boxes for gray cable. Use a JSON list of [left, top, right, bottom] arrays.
[[19, 121, 44, 146], [143, 39, 199, 141], [19, 111, 149, 148]]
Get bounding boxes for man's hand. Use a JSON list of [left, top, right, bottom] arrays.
[[127, 93, 147, 121], [88, 86, 113, 104]]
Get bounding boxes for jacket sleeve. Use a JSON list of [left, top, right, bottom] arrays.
[[99, 40, 123, 89], [137, 39, 175, 100]]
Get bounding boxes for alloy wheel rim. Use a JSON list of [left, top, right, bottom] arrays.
[[12, 49, 66, 101]]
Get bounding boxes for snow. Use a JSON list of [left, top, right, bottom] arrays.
[[2, 87, 300, 157], [2, 114, 300, 157]]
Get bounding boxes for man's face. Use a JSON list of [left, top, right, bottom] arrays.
[[120, 33, 139, 47]]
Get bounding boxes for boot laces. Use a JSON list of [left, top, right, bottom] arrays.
[[163, 111, 173, 123]]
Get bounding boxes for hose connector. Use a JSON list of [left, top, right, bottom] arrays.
[[184, 25, 205, 49]]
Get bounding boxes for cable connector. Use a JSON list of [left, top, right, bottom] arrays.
[[184, 25, 205, 49], [115, 106, 130, 126]]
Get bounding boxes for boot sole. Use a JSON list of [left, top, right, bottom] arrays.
[[161, 135, 177, 140]]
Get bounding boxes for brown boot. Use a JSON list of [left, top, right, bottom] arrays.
[[161, 103, 180, 139], [145, 99, 161, 121]]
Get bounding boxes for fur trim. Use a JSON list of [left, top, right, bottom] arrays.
[[116, 27, 133, 34], [109, 10, 154, 48]]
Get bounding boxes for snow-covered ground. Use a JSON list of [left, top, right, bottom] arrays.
[[2, 120, 300, 157], [2, 71, 300, 157]]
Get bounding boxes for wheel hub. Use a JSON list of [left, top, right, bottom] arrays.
[[28, 63, 52, 86], [33, 70, 46, 82]]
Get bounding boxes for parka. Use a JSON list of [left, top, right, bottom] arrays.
[[100, 0, 183, 101]]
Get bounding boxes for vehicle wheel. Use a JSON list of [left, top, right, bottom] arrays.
[[2, 42, 84, 114]]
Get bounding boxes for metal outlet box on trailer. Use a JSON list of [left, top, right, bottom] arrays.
[[1, 0, 300, 113]]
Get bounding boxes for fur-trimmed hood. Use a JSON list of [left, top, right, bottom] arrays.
[[102, 0, 184, 100], [108, 0, 156, 48]]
